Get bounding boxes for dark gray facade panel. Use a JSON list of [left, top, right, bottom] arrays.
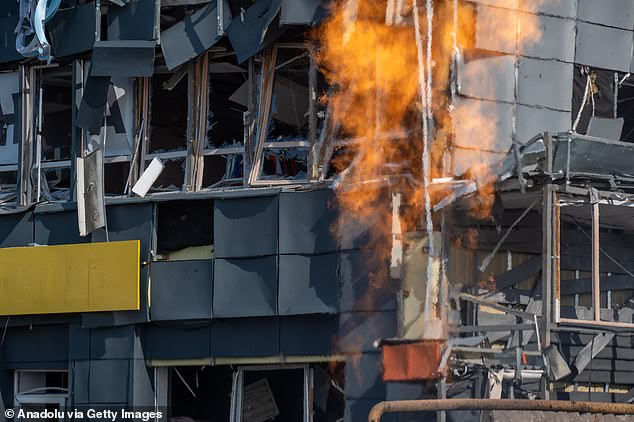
[[575, 21, 633, 73], [81, 266, 150, 328], [278, 189, 339, 255], [47, 3, 96, 58], [214, 195, 279, 258], [76, 74, 112, 133], [69, 323, 91, 361], [0, 17, 22, 63], [89, 359, 130, 403], [339, 311, 397, 354], [4, 325, 68, 363], [344, 352, 385, 400], [339, 251, 397, 313], [577, 0, 634, 31], [0, 211, 34, 247], [278, 254, 338, 315], [213, 257, 277, 317], [280, 0, 322, 25], [279, 315, 338, 355], [72, 360, 91, 404], [91, 203, 155, 261], [150, 260, 213, 321], [35, 209, 88, 245], [520, 15, 575, 62], [226, 0, 286, 63], [91, 41, 156, 77], [146, 324, 211, 359], [90, 325, 143, 360], [107, 0, 156, 41], [517, 58, 573, 111], [385, 382, 424, 400], [131, 358, 154, 406], [211, 317, 279, 357], [160, 1, 221, 70]]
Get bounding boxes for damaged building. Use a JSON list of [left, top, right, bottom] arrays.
[[3, 0, 634, 421]]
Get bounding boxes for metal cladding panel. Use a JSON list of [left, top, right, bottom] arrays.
[[76, 73, 112, 134], [516, 105, 571, 145], [278, 189, 339, 255], [69, 323, 90, 360], [72, 360, 91, 404], [47, 3, 96, 57], [91, 40, 155, 77], [226, 0, 286, 63], [458, 55, 515, 103], [214, 195, 279, 258], [4, 324, 68, 363], [0, 211, 34, 248], [160, 1, 222, 70], [520, 14, 575, 62], [339, 251, 398, 313], [278, 254, 338, 315], [578, 0, 634, 31], [344, 352, 386, 399], [90, 325, 143, 360], [89, 360, 130, 403], [280, 0, 322, 25], [35, 208, 88, 245], [279, 315, 338, 356], [339, 311, 397, 354], [211, 317, 279, 357], [0, 241, 140, 316], [575, 22, 633, 73], [213, 257, 277, 317], [146, 323, 211, 359], [518, 58, 573, 111], [0, 17, 22, 62], [107, 0, 156, 41], [453, 98, 513, 153], [150, 260, 213, 321]]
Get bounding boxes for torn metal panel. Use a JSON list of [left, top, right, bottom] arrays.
[[76, 71, 111, 134], [47, 3, 96, 57], [213, 257, 277, 317], [76, 148, 105, 237], [226, 0, 285, 63], [280, 0, 323, 25], [149, 260, 213, 321], [15, 0, 52, 61], [107, 0, 156, 41], [160, 0, 229, 70], [543, 345, 571, 381], [575, 22, 633, 73], [91, 40, 156, 77], [573, 332, 616, 375]]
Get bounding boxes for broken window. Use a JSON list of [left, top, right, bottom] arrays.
[[0, 70, 19, 203], [14, 370, 68, 414], [171, 366, 233, 421], [155, 199, 214, 259]]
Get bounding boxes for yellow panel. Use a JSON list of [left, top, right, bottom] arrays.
[[0, 240, 140, 316]]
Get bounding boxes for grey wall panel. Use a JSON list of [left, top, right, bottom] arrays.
[[4, 325, 68, 363], [340, 251, 398, 313], [150, 260, 213, 321], [278, 254, 338, 315], [211, 317, 279, 357], [458, 55, 515, 103], [0, 211, 33, 247], [214, 195, 278, 258], [72, 360, 90, 404], [280, 0, 322, 25], [518, 58, 573, 111], [453, 98, 513, 152], [213, 257, 277, 317], [92, 203, 154, 261], [578, 0, 634, 31], [89, 359, 130, 403], [279, 189, 338, 255], [0, 17, 22, 62], [90, 325, 144, 360], [575, 22, 633, 73], [516, 106, 571, 144], [35, 209, 88, 245], [69, 323, 90, 361], [47, 3, 96, 57], [131, 358, 154, 406], [339, 312, 397, 354], [81, 266, 150, 328], [107, 0, 156, 41], [279, 315, 338, 355], [91, 41, 156, 77], [146, 323, 211, 359], [344, 353, 385, 399], [520, 15, 575, 62]]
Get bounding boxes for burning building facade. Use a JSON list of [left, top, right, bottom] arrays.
[[1, 0, 634, 421]]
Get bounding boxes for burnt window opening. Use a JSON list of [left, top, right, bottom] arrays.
[[201, 154, 243, 188], [144, 157, 185, 192], [261, 147, 308, 179], [148, 63, 188, 154], [38, 65, 73, 162], [104, 161, 130, 195], [156, 199, 213, 256], [170, 366, 233, 421]]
